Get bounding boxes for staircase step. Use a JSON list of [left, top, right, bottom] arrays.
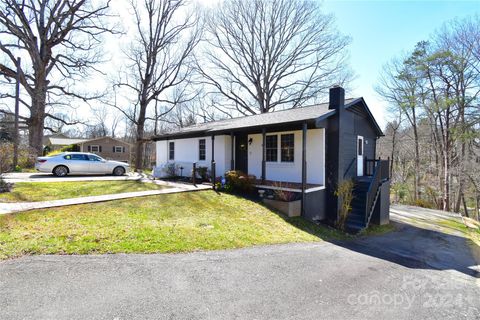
[[345, 221, 366, 234], [347, 217, 365, 225], [351, 200, 366, 208], [354, 186, 369, 191]]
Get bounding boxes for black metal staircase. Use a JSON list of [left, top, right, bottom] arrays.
[[345, 159, 390, 234]]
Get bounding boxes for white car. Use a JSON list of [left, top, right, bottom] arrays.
[[35, 152, 130, 177]]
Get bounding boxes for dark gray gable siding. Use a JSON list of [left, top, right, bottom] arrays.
[[324, 102, 381, 223]]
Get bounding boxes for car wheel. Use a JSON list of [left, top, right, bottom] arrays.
[[113, 166, 126, 176], [53, 165, 68, 177]]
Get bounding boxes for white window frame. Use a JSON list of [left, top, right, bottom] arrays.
[[198, 139, 206, 161], [263, 133, 295, 164], [114, 146, 123, 153], [90, 145, 100, 152], [265, 135, 278, 162], [280, 133, 295, 163], [168, 141, 175, 160]]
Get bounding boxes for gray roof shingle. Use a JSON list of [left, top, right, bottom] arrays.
[[154, 98, 358, 140]]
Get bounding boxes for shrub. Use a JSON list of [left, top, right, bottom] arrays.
[[163, 163, 179, 178], [0, 142, 36, 173], [0, 176, 12, 193], [272, 182, 297, 202], [195, 166, 209, 181], [61, 144, 80, 152], [334, 179, 354, 231], [411, 198, 436, 209], [46, 149, 63, 156], [224, 170, 254, 193], [45, 144, 80, 157], [392, 182, 409, 203]]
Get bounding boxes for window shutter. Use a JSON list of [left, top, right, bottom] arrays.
[[99, 146, 102, 152], [123, 146, 125, 153], [113, 146, 115, 153], [87, 145, 91, 152]]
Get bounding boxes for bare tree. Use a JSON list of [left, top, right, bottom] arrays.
[[377, 16, 480, 215], [0, 0, 115, 155], [376, 46, 428, 201], [113, 0, 200, 170], [198, 0, 351, 116]]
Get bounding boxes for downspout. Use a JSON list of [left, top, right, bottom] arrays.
[[301, 122, 307, 216], [261, 128, 266, 183], [230, 132, 234, 170], [211, 135, 216, 190]]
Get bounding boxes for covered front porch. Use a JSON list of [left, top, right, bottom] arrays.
[[252, 179, 324, 193], [220, 121, 326, 184], [214, 121, 327, 220]]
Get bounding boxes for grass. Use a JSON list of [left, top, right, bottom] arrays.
[[0, 191, 345, 260], [435, 217, 480, 264], [437, 218, 480, 245], [361, 223, 396, 236], [0, 181, 168, 203]]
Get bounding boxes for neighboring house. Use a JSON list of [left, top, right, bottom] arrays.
[[80, 137, 132, 163], [152, 86, 390, 233], [45, 136, 132, 163], [44, 136, 89, 152]]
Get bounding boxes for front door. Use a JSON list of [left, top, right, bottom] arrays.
[[235, 134, 248, 173], [357, 136, 364, 176]]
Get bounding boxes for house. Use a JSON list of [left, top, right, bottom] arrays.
[[80, 137, 132, 163], [45, 136, 132, 163], [152, 86, 390, 233], [44, 133, 86, 152]]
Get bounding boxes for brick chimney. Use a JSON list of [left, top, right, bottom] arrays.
[[329, 86, 345, 110]]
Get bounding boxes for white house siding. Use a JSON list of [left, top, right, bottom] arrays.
[[156, 135, 232, 177], [247, 128, 325, 185]]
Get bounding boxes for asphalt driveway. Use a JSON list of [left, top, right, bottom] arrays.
[[0, 206, 479, 319]]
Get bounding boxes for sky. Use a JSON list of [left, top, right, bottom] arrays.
[[9, 0, 478, 132], [319, 0, 480, 128]]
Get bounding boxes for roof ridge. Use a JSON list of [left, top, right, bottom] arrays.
[[182, 98, 356, 130]]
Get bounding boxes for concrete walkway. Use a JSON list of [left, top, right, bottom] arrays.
[[1, 172, 148, 183], [0, 179, 211, 215]]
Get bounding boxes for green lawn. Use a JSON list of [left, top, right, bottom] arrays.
[[0, 181, 168, 203], [0, 191, 344, 259]]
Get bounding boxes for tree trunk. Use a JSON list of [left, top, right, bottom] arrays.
[[475, 193, 480, 221], [134, 102, 147, 171], [29, 86, 47, 156], [390, 127, 397, 179], [413, 125, 420, 200], [461, 194, 469, 218]]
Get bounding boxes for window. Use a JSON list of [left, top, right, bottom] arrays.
[[114, 146, 123, 153], [281, 134, 294, 162], [198, 139, 206, 161], [265, 135, 277, 162], [169, 141, 175, 160], [64, 154, 88, 161], [88, 154, 103, 161], [90, 145, 100, 152], [357, 138, 363, 156], [73, 154, 88, 161]]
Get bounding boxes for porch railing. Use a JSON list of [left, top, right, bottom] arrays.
[[364, 159, 390, 225], [365, 158, 390, 180]]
